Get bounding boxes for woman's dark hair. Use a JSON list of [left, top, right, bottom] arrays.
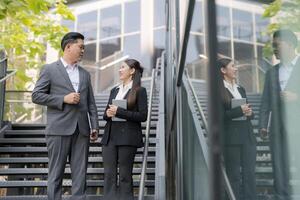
[[217, 58, 233, 105], [124, 59, 144, 109], [61, 32, 85, 51]]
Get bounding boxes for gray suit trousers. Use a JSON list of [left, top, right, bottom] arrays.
[[46, 128, 89, 200]]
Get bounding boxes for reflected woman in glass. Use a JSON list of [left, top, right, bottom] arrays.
[[101, 59, 148, 200], [218, 58, 257, 200]]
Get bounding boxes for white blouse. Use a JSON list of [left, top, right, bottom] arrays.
[[223, 80, 242, 99], [115, 81, 133, 100]]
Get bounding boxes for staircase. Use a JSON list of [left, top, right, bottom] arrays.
[[189, 79, 273, 199], [0, 79, 160, 200]]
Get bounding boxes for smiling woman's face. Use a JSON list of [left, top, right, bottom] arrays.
[[119, 62, 135, 82]]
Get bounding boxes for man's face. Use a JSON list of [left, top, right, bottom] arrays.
[[272, 38, 293, 60], [67, 39, 85, 62]]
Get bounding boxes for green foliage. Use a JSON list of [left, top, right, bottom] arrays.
[[0, 0, 74, 89], [263, 0, 300, 57]]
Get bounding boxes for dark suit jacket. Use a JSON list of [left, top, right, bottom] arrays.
[[222, 86, 256, 145], [32, 60, 99, 136], [259, 58, 300, 138], [100, 86, 148, 147]]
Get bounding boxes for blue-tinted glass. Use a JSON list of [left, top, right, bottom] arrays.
[[124, 34, 141, 61], [100, 5, 121, 39], [186, 35, 204, 64], [82, 43, 96, 63], [77, 11, 97, 41], [191, 2, 203, 33], [100, 38, 121, 59], [154, 0, 165, 27], [218, 38, 231, 58], [61, 19, 75, 32], [216, 5, 230, 37], [255, 14, 270, 43], [233, 9, 253, 42], [124, 0, 141, 33], [154, 29, 165, 49], [234, 41, 254, 64]]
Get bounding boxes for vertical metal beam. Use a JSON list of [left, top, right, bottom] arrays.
[[0, 57, 7, 129], [204, 1, 223, 200]]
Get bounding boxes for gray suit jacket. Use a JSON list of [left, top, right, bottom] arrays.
[[32, 60, 99, 136]]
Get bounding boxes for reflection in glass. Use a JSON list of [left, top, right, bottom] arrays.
[[77, 11, 97, 41], [216, 5, 230, 38], [154, 0, 165, 27], [100, 38, 121, 59], [255, 14, 270, 43], [125, 0, 141, 33], [100, 5, 121, 39], [61, 19, 75, 32], [234, 41, 255, 92], [82, 43, 96, 64], [186, 35, 204, 64], [233, 9, 253, 42], [218, 38, 231, 58], [191, 1, 203, 33], [124, 34, 141, 61]]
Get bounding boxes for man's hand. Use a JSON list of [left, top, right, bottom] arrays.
[[64, 93, 80, 104], [280, 91, 298, 102], [90, 129, 98, 142], [260, 128, 268, 140]]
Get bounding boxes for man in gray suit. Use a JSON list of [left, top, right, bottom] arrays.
[[32, 32, 99, 200]]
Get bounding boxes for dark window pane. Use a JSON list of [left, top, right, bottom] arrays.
[[77, 11, 97, 41], [218, 38, 231, 58], [124, 34, 141, 61], [255, 14, 270, 43], [216, 5, 230, 37], [100, 5, 121, 39], [186, 35, 204, 64], [154, 0, 165, 27], [191, 1, 203, 33], [61, 19, 74, 31], [233, 9, 253, 41], [124, 0, 141, 33], [100, 38, 121, 59], [82, 43, 96, 64]]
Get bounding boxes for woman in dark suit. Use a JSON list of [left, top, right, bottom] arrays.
[[217, 58, 257, 200], [101, 59, 148, 200]]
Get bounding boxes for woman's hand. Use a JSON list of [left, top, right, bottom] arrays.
[[106, 104, 118, 118], [241, 104, 252, 116]]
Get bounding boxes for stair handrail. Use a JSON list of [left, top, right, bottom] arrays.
[[185, 71, 236, 200], [0, 69, 17, 84], [138, 68, 156, 200]]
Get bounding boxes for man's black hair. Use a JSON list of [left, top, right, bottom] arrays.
[[61, 32, 84, 51], [273, 29, 298, 48]]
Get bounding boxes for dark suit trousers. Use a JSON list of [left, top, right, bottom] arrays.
[[46, 128, 89, 200], [270, 132, 291, 200], [102, 141, 137, 200], [224, 142, 257, 200]]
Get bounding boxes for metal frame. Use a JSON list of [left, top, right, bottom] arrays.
[[138, 69, 156, 200]]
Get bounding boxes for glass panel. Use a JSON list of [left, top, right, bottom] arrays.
[[82, 43, 97, 64], [100, 5, 121, 39], [216, 5, 230, 38], [61, 19, 75, 31], [191, 1, 203, 33], [77, 11, 98, 41], [255, 14, 270, 43], [232, 9, 253, 42], [154, 0, 165, 27], [124, 0, 141, 33], [100, 38, 121, 59], [124, 34, 141, 61], [186, 35, 204, 64], [218, 38, 231, 58]]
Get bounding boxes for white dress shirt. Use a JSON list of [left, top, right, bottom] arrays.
[[279, 56, 299, 91], [223, 80, 242, 99], [60, 57, 80, 92], [115, 81, 133, 100]]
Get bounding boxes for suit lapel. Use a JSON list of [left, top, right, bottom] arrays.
[[78, 66, 85, 93], [112, 88, 120, 99], [56, 60, 75, 92]]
